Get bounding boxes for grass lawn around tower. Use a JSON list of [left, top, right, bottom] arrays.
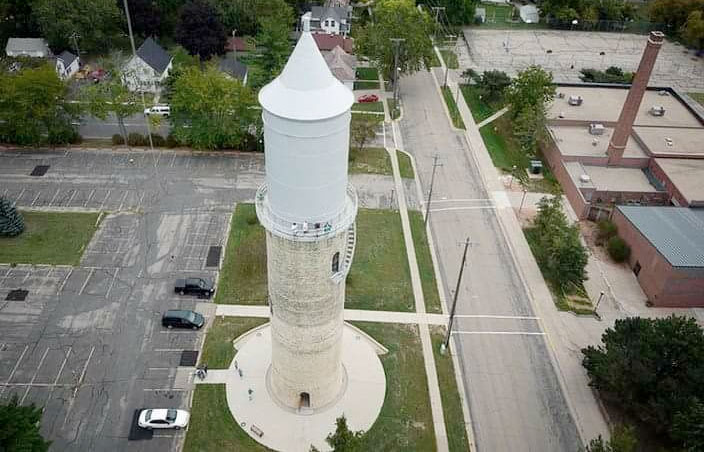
[[0, 211, 100, 266], [346, 209, 414, 312], [199, 317, 269, 369], [397, 150, 415, 179]]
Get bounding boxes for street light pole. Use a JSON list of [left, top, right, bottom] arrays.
[[122, 0, 154, 152], [519, 188, 528, 214], [424, 154, 442, 227], [390, 38, 405, 109], [443, 237, 471, 351]]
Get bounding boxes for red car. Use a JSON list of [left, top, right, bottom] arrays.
[[357, 94, 379, 103]]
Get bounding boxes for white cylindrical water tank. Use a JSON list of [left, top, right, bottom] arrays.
[[258, 30, 354, 224]]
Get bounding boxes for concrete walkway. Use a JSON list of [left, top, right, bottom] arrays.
[[436, 50, 609, 443], [476, 106, 509, 128]]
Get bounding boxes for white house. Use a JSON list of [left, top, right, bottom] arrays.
[[303, 6, 351, 36], [519, 5, 539, 24], [122, 37, 173, 93], [55, 51, 80, 80], [5, 38, 51, 58]]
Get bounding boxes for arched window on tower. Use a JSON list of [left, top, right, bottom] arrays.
[[332, 252, 340, 273]]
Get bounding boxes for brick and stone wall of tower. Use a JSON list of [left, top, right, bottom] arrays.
[[266, 228, 350, 410]]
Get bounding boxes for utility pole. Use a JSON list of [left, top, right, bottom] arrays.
[[123, 0, 154, 151], [443, 237, 471, 351], [232, 29, 237, 62], [424, 154, 442, 227], [70, 32, 81, 58], [442, 34, 456, 88], [431, 6, 445, 39], [390, 38, 405, 110]]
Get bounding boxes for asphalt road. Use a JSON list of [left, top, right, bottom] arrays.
[[78, 113, 171, 140], [398, 71, 581, 451]]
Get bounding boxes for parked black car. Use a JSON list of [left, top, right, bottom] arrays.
[[162, 310, 205, 329], [174, 278, 214, 298]]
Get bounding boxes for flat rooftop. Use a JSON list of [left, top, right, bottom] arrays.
[[634, 127, 704, 158], [548, 125, 647, 159], [655, 158, 704, 205], [548, 87, 704, 129], [565, 162, 659, 193], [618, 206, 704, 268]]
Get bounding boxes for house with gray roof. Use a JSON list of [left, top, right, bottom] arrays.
[[122, 37, 173, 93], [5, 38, 51, 58], [613, 206, 704, 307], [219, 57, 248, 85], [55, 50, 80, 80], [303, 6, 351, 36]]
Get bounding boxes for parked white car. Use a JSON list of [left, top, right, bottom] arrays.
[[144, 105, 170, 117], [138, 409, 189, 429]]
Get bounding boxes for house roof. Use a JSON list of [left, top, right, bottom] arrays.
[[311, 6, 347, 21], [219, 58, 248, 80], [136, 37, 172, 74], [5, 38, 51, 56], [618, 206, 704, 268], [312, 33, 353, 52], [259, 30, 353, 121], [57, 50, 78, 66], [225, 37, 254, 53], [323, 45, 356, 81]]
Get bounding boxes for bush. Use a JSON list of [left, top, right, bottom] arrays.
[[165, 133, 180, 148], [596, 219, 618, 245], [150, 134, 166, 147], [0, 197, 25, 237], [112, 134, 124, 145], [607, 236, 630, 263], [127, 133, 146, 147]]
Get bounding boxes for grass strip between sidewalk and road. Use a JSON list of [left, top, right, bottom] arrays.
[[431, 327, 471, 452], [200, 317, 269, 369], [183, 384, 272, 452], [408, 211, 442, 314], [346, 209, 414, 312], [356, 67, 379, 81], [215, 204, 268, 305], [689, 92, 704, 108], [354, 81, 380, 90], [349, 147, 392, 176], [352, 322, 436, 450], [397, 150, 415, 179], [439, 49, 459, 69], [441, 86, 465, 130], [387, 98, 400, 119], [0, 211, 100, 266]]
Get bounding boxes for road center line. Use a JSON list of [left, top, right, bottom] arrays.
[[452, 331, 546, 336], [430, 206, 497, 212], [452, 314, 540, 320]]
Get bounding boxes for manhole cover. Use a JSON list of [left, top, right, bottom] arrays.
[[127, 409, 153, 441], [30, 165, 50, 176], [205, 246, 222, 268], [180, 350, 199, 367], [6, 289, 28, 301]]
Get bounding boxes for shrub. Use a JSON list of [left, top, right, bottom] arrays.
[[596, 219, 618, 245], [150, 134, 166, 147], [0, 197, 25, 237], [165, 133, 180, 148], [112, 134, 124, 145], [246, 214, 258, 225], [127, 133, 146, 147], [607, 236, 631, 263]]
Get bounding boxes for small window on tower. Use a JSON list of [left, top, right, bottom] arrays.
[[332, 252, 340, 273]]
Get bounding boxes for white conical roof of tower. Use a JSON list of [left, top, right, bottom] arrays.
[[258, 31, 354, 121]]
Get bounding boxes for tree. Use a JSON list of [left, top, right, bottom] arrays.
[[512, 104, 546, 155], [582, 315, 704, 446], [325, 415, 364, 451], [119, 0, 163, 38], [585, 425, 637, 452], [32, 0, 123, 53], [255, 0, 294, 83], [356, 0, 435, 81], [0, 64, 80, 146], [505, 65, 555, 119], [682, 10, 704, 51], [673, 399, 704, 451], [176, 0, 227, 61], [473, 70, 511, 101], [529, 196, 588, 292], [650, 0, 704, 35], [435, 0, 477, 25], [170, 64, 258, 149], [0, 0, 39, 48], [83, 53, 142, 146], [0, 395, 51, 451], [0, 197, 24, 237], [350, 116, 381, 154]]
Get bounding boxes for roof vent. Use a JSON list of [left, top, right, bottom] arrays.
[[592, 138, 598, 146], [589, 123, 605, 135], [650, 105, 665, 116], [558, 111, 565, 118], [580, 174, 591, 183], [568, 95, 583, 106], [665, 137, 674, 147], [658, 90, 670, 96]]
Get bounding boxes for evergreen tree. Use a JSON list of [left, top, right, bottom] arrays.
[[325, 415, 364, 451], [0, 395, 50, 451], [0, 197, 25, 237]]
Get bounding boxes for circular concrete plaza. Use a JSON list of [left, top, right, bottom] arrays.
[[225, 323, 386, 452]]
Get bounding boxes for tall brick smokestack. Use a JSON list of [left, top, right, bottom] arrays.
[[607, 31, 665, 165]]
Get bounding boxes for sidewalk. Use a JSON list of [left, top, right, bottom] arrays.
[[433, 49, 610, 443]]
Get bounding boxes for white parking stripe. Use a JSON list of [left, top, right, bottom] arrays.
[[84, 189, 95, 207], [67, 188, 78, 206], [56, 268, 73, 295], [0, 345, 29, 398], [30, 191, 42, 206], [45, 347, 72, 406], [99, 189, 111, 210], [118, 190, 128, 210], [105, 268, 119, 299], [78, 269, 94, 295], [20, 347, 50, 404], [12, 188, 25, 206], [49, 187, 61, 207]]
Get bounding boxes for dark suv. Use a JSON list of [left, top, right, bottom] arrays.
[[162, 310, 205, 329], [174, 278, 214, 298]]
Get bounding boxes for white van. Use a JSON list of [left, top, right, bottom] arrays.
[[144, 105, 170, 117]]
